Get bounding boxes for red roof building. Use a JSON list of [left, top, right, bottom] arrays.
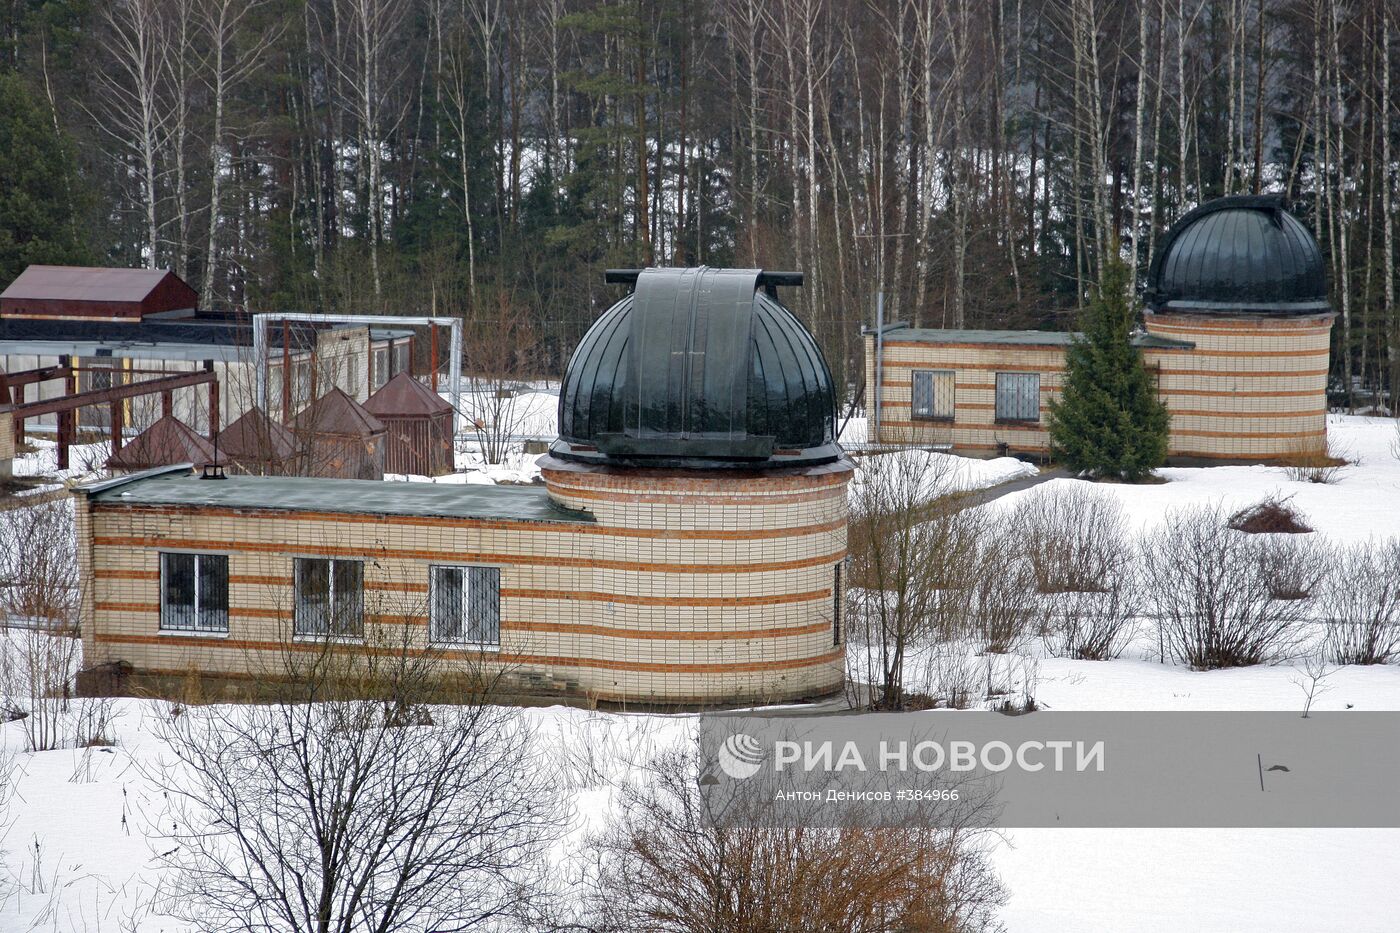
[[290, 387, 386, 480], [107, 415, 214, 473], [218, 406, 297, 475], [363, 372, 455, 476], [0, 266, 198, 321]]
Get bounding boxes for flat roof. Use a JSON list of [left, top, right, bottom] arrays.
[[0, 317, 415, 362], [877, 327, 1194, 350], [81, 468, 593, 525]]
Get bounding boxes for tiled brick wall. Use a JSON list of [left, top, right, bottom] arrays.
[[1143, 313, 1332, 459], [866, 315, 1333, 462], [78, 459, 852, 706]]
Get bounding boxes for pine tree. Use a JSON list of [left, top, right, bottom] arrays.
[[0, 74, 87, 284], [1048, 256, 1170, 481]]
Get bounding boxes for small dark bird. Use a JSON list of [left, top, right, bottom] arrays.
[[1267, 765, 1290, 773]]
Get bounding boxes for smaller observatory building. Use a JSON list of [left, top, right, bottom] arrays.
[[866, 195, 1334, 461], [74, 268, 850, 706]]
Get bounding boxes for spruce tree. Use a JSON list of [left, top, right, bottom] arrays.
[[1047, 256, 1170, 481], [0, 74, 87, 284]]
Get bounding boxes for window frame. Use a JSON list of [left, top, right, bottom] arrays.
[[910, 369, 955, 421], [428, 564, 502, 650], [994, 371, 1042, 424], [158, 551, 230, 636], [293, 557, 365, 639]]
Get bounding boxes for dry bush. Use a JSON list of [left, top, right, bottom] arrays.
[[584, 744, 1005, 933], [1014, 483, 1132, 593], [1281, 440, 1346, 484], [1253, 534, 1328, 601], [907, 644, 981, 710], [1227, 494, 1312, 534], [1319, 539, 1400, 664], [1042, 583, 1139, 661], [965, 527, 1040, 654], [1140, 504, 1305, 668], [846, 451, 984, 710]]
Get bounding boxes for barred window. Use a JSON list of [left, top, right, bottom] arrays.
[[911, 370, 954, 420], [832, 562, 843, 646], [995, 372, 1040, 422], [430, 566, 501, 646], [160, 553, 229, 633], [373, 347, 389, 390], [294, 558, 364, 637], [393, 341, 410, 376]]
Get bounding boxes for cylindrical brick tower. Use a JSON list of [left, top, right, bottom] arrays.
[[1143, 196, 1334, 461], [541, 267, 851, 705]]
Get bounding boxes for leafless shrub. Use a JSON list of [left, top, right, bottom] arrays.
[[1043, 581, 1140, 661], [908, 644, 981, 710], [1281, 439, 1347, 484], [583, 743, 1005, 933], [966, 527, 1041, 654], [1319, 539, 1400, 664], [0, 500, 94, 752], [1227, 494, 1312, 534], [846, 451, 983, 710], [148, 633, 562, 933], [1014, 483, 1132, 593], [1140, 504, 1305, 669], [1253, 534, 1327, 601]]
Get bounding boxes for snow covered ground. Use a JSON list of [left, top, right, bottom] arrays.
[[3, 414, 1400, 931]]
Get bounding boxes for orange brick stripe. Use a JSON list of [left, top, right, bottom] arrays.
[[877, 419, 1043, 430], [507, 587, 831, 607], [1156, 368, 1329, 378], [1170, 427, 1326, 440], [504, 619, 833, 641], [1177, 347, 1330, 359], [1147, 324, 1334, 338], [95, 569, 159, 581], [880, 380, 1058, 394], [93, 604, 829, 640], [91, 536, 847, 575], [93, 632, 845, 675], [1162, 407, 1327, 419], [1161, 387, 1321, 398], [95, 502, 844, 541], [543, 482, 844, 508]]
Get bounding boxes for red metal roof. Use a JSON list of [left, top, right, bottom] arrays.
[[2, 266, 193, 304], [107, 415, 215, 470], [218, 406, 296, 462], [363, 371, 453, 418], [292, 387, 386, 437]]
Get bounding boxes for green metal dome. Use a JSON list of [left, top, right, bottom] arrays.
[[553, 267, 841, 470], [1145, 196, 1330, 315]]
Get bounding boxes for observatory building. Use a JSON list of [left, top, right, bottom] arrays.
[[866, 195, 1334, 461], [74, 268, 850, 706]]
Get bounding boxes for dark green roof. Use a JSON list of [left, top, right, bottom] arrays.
[[878, 327, 1193, 350], [79, 466, 591, 525]]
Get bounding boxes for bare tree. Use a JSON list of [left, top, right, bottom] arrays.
[[846, 450, 983, 710], [149, 632, 560, 933], [461, 292, 537, 467], [0, 500, 108, 752], [91, 0, 175, 267], [197, 0, 282, 306]]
